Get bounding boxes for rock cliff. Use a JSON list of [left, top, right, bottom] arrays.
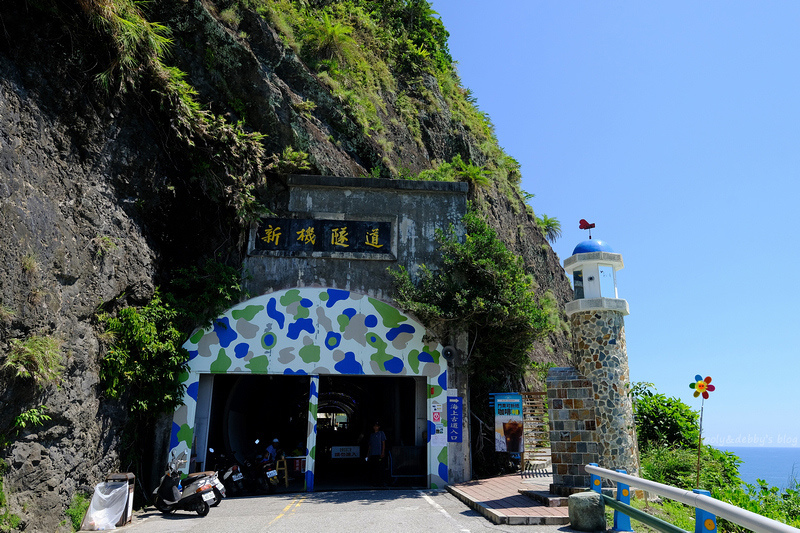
[[0, 0, 571, 529]]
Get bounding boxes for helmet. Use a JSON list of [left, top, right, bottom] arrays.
[[272, 438, 280, 443]]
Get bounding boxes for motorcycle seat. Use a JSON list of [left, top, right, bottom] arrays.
[[185, 471, 216, 482]]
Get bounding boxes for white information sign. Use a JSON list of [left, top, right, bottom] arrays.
[[331, 446, 361, 459]]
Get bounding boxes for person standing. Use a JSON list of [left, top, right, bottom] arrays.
[[367, 422, 386, 486]]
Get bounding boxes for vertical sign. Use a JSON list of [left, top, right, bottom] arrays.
[[431, 402, 446, 446], [447, 396, 462, 443], [493, 393, 523, 453]]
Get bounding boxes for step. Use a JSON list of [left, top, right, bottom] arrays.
[[519, 489, 570, 507]]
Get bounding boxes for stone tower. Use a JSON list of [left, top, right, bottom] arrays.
[[562, 238, 639, 476]]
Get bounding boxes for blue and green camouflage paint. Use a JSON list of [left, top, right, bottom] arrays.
[[169, 287, 448, 489]]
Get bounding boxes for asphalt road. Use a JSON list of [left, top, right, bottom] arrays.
[[123, 489, 577, 533]]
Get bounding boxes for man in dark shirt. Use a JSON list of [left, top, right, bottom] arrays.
[[367, 422, 386, 486]]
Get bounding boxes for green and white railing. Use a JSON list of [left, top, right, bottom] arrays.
[[586, 463, 798, 533]]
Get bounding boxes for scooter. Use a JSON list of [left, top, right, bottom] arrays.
[[183, 468, 226, 507], [209, 448, 246, 497], [248, 439, 280, 493], [153, 451, 216, 516]]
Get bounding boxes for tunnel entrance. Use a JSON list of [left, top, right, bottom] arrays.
[[205, 374, 426, 489], [171, 287, 451, 490], [207, 375, 311, 466], [314, 375, 425, 488]]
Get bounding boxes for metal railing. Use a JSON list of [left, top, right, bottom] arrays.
[[585, 463, 799, 533]]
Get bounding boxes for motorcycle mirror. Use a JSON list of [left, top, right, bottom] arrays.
[[255, 439, 260, 445], [209, 448, 215, 453]]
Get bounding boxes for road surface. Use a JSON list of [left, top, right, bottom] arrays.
[[123, 489, 577, 533]]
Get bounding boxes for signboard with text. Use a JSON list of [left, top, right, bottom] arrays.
[[253, 218, 392, 254], [494, 393, 523, 453], [331, 446, 360, 459], [431, 401, 446, 446], [447, 396, 462, 443]]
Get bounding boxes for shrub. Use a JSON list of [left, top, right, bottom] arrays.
[[266, 146, 312, 175], [634, 391, 699, 449], [640, 444, 740, 492], [304, 12, 355, 64], [65, 493, 90, 532], [417, 154, 489, 186], [390, 209, 553, 382], [535, 214, 562, 243], [2, 335, 63, 386], [21, 251, 38, 277], [13, 406, 51, 433], [99, 291, 189, 417]]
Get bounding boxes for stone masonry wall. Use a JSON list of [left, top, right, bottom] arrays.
[[546, 367, 599, 493], [570, 309, 639, 477]]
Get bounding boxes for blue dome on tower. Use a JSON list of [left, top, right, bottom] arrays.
[[572, 239, 614, 255]]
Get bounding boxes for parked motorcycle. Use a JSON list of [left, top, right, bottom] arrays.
[[248, 439, 280, 493], [208, 447, 245, 497], [153, 451, 216, 516], [184, 468, 226, 507]]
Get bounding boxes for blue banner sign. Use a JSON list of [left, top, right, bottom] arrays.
[[447, 396, 463, 443], [493, 393, 523, 452]]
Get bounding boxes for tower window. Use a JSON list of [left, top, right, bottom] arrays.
[[598, 265, 616, 298], [573, 270, 584, 299]]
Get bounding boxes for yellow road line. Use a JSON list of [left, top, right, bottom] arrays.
[[265, 496, 308, 529]]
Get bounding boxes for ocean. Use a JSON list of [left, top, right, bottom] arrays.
[[716, 447, 800, 490]]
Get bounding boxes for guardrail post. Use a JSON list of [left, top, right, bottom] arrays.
[[589, 462, 602, 493], [693, 489, 716, 533], [613, 469, 634, 532]]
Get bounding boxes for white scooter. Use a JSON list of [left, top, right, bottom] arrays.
[[183, 470, 226, 507], [153, 451, 216, 516]]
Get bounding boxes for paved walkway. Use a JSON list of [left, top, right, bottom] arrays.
[[446, 470, 571, 526]]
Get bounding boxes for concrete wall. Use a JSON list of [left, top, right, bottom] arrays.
[[245, 175, 469, 299]]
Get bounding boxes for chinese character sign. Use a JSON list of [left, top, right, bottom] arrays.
[[254, 218, 391, 254], [261, 224, 282, 245], [493, 393, 523, 453], [447, 396, 462, 443]]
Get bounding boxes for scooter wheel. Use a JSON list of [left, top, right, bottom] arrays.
[[196, 501, 210, 517], [211, 487, 223, 507], [154, 497, 173, 515]]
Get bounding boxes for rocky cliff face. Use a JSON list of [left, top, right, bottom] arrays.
[[0, 0, 571, 529]]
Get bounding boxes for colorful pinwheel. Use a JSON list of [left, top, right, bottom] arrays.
[[690, 375, 715, 399]]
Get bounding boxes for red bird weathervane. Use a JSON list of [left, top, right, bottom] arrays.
[[579, 219, 595, 239]]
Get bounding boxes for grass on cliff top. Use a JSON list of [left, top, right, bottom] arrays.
[[243, 0, 527, 194]]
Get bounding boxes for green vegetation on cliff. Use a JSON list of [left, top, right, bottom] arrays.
[[391, 209, 555, 381], [33, 0, 556, 229], [255, 0, 525, 192], [96, 260, 244, 483], [390, 209, 557, 475], [65, 0, 268, 224]]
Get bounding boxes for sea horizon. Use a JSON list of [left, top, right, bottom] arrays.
[[716, 446, 800, 489]]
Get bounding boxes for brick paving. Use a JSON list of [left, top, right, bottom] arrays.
[[446, 471, 571, 526]]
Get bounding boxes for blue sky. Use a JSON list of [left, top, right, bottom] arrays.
[[431, 1, 800, 447]]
